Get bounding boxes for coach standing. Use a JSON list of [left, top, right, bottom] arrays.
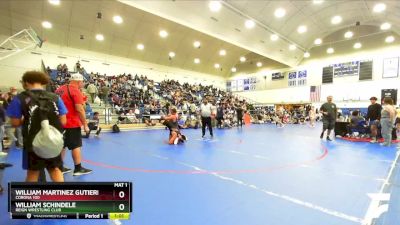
[[366, 97, 382, 143], [56, 74, 92, 176], [200, 99, 213, 138], [320, 96, 337, 141]]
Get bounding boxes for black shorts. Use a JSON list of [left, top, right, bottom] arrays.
[[323, 119, 335, 130], [23, 148, 63, 171], [63, 127, 82, 150], [395, 118, 400, 125]]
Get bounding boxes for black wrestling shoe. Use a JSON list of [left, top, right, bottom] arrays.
[[61, 167, 72, 174], [0, 163, 13, 169], [320, 132, 324, 139], [326, 136, 332, 141], [73, 167, 92, 176], [95, 128, 102, 136]]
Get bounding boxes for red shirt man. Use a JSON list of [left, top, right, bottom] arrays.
[[55, 73, 92, 176], [56, 84, 84, 128]]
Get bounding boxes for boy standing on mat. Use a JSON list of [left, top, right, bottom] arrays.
[[7, 71, 67, 182], [320, 96, 337, 141]]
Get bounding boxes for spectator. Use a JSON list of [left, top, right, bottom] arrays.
[[100, 85, 110, 106], [236, 102, 244, 127], [86, 82, 98, 103], [55, 73, 92, 176], [396, 107, 400, 140], [366, 97, 382, 143], [126, 110, 139, 124], [0, 102, 6, 156], [309, 106, 316, 127], [83, 112, 102, 138], [380, 97, 396, 146], [347, 111, 365, 135], [216, 103, 224, 128], [6, 71, 67, 182], [4, 87, 23, 148]]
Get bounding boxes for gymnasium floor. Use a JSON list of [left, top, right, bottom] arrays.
[[0, 124, 399, 225]]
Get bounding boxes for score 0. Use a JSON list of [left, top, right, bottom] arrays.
[[114, 182, 128, 200], [113, 182, 130, 212]]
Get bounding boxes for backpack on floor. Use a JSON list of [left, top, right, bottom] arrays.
[[112, 124, 120, 133]]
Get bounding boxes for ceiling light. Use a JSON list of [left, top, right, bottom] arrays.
[[256, 62, 262, 67], [95, 34, 104, 41], [193, 41, 201, 48], [245, 20, 255, 29], [219, 49, 226, 56], [380, 22, 391, 30], [231, 67, 237, 72], [42, 21, 52, 29], [194, 58, 200, 64], [353, 42, 362, 49], [314, 38, 322, 45], [137, 43, 144, 50], [327, 47, 334, 54], [159, 30, 168, 38], [168, 52, 175, 58], [385, 36, 395, 43], [331, 15, 342, 25], [240, 56, 246, 62], [270, 34, 279, 41], [274, 8, 286, 18], [48, 0, 60, 5], [289, 44, 296, 50], [373, 3, 386, 13], [214, 63, 220, 69], [313, 0, 324, 4], [304, 52, 310, 58], [209, 1, 222, 12], [297, 25, 307, 34], [344, 31, 353, 39], [113, 15, 123, 24]]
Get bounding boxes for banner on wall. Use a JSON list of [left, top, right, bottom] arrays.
[[243, 78, 250, 91], [228, 77, 258, 92], [237, 79, 244, 92], [383, 57, 399, 78], [231, 80, 237, 92], [288, 72, 297, 87], [226, 81, 232, 92], [297, 70, 307, 86], [333, 61, 360, 77], [381, 89, 398, 105]]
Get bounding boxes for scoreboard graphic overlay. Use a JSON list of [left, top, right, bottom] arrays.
[[8, 182, 132, 220]]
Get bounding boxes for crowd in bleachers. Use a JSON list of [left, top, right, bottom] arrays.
[[47, 61, 254, 129], [250, 105, 318, 126], [44, 61, 400, 139]]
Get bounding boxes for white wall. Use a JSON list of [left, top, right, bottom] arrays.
[[232, 45, 400, 106], [0, 35, 226, 90]]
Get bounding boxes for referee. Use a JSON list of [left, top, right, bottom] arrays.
[[200, 99, 213, 138]]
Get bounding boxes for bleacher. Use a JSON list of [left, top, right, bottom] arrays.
[[44, 61, 254, 130]]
